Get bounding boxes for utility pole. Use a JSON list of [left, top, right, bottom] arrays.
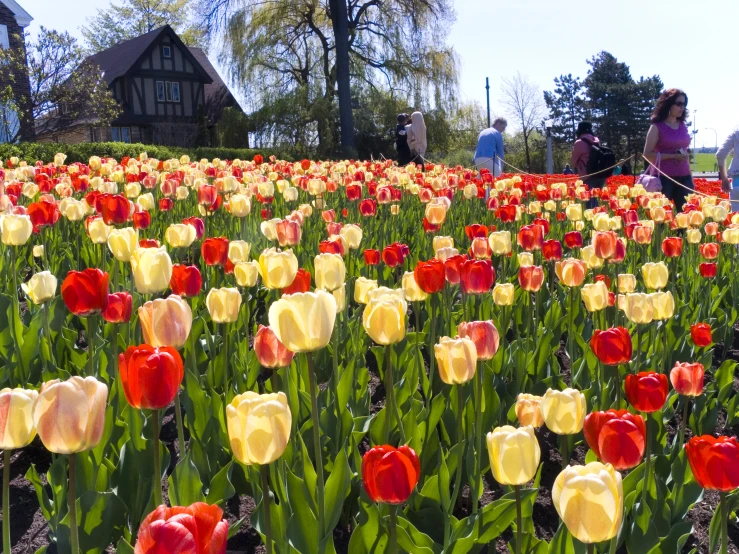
[[486, 77, 491, 128]]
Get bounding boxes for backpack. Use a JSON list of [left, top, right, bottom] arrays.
[[584, 138, 616, 179]]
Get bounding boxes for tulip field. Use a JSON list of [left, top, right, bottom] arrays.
[[1, 153, 739, 554]]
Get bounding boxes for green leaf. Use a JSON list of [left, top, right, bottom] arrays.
[[286, 466, 319, 554], [547, 525, 586, 554], [75, 491, 128, 554], [626, 502, 660, 554], [168, 452, 206, 506], [347, 493, 387, 554], [396, 515, 441, 554], [206, 461, 236, 505], [323, 448, 351, 540]]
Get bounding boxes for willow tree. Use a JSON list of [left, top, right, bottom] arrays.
[[199, 0, 459, 156]]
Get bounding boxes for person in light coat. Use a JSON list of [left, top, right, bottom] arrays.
[[717, 126, 739, 192], [407, 111, 427, 165]]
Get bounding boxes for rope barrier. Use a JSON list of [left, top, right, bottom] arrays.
[[641, 156, 736, 205]]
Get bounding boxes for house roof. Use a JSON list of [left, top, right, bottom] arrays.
[[187, 46, 244, 120], [1, 0, 33, 27], [84, 25, 212, 86]]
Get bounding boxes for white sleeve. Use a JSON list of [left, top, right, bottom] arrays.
[[717, 130, 738, 164]]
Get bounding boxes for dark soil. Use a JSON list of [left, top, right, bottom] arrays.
[[3, 323, 739, 553]]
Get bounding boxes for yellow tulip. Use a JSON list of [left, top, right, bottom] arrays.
[[227, 391, 291, 465], [488, 231, 512, 255], [581, 281, 609, 312], [259, 248, 299, 289], [228, 240, 251, 264], [136, 193, 155, 211], [130, 247, 173, 294], [516, 393, 544, 428], [206, 287, 242, 323], [540, 388, 586, 435], [333, 284, 346, 313], [88, 218, 111, 244], [688, 210, 705, 227], [1, 214, 33, 246], [592, 213, 611, 232], [107, 227, 139, 262], [362, 288, 407, 345], [552, 462, 623, 544], [314, 253, 346, 292], [32, 245, 44, 258], [493, 283, 515, 306], [235, 261, 260, 288], [260, 218, 280, 241], [32, 376, 108, 454], [340, 224, 363, 249], [269, 290, 336, 352], [621, 293, 654, 324], [650, 291, 674, 320], [686, 228, 702, 244], [21, 271, 57, 305], [229, 194, 251, 217], [401, 271, 428, 302], [354, 277, 378, 304], [617, 274, 636, 294], [176, 186, 189, 200], [722, 227, 739, 244], [139, 295, 192, 349], [580, 245, 604, 269], [165, 223, 197, 248], [641, 262, 668, 290], [487, 425, 541, 485], [434, 336, 477, 385], [0, 388, 39, 449], [555, 259, 587, 287], [518, 252, 534, 267], [433, 236, 454, 253], [566, 203, 583, 222], [435, 246, 459, 262], [60, 198, 86, 221]]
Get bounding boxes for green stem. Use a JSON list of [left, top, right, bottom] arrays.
[[720, 491, 729, 554], [515, 485, 523, 554], [43, 302, 56, 367], [678, 397, 689, 448], [641, 413, 651, 508], [609, 535, 618, 554], [306, 353, 326, 538], [174, 391, 186, 457], [473, 361, 483, 515], [261, 464, 273, 554], [3, 449, 11, 554], [332, 323, 341, 450], [560, 434, 569, 469], [222, 322, 230, 395], [587, 544, 595, 554], [68, 454, 79, 554], [87, 315, 96, 378], [449, 387, 465, 512], [152, 409, 163, 507], [429, 295, 437, 394], [388, 504, 398, 554], [9, 247, 25, 383], [568, 287, 575, 385], [635, 325, 641, 371]]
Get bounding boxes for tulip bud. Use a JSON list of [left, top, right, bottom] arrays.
[[227, 392, 291, 465], [22, 271, 57, 305], [314, 253, 346, 292], [516, 393, 544, 428], [269, 290, 336, 352], [670, 362, 704, 397], [581, 281, 609, 312], [1, 214, 33, 245], [206, 287, 242, 323], [165, 223, 197, 248], [139, 295, 192, 349], [354, 277, 378, 304], [487, 425, 540, 485], [228, 240, 251, 264], [235, 260, 260, 288], [130, 247, 173, 294], [0, 388, 39, 449], [259, 248, 299, 289], [254, 325, 294, 369], [362, 288, 407, 345], [434, 336, 477, 385], [492, 283, 515, 306], [33, 245, 44, 258], [33, 376, 108, 454], [540, 388, 586, 435]]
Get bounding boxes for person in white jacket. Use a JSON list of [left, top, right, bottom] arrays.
[[406, 111, 427, 165], [717, 126, 739, 192]]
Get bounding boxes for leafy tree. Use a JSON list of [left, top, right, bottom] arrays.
[[200, 0, 459, 156], [0, 27, 120, 142], [81, 0, 204, 53], [543, 74, 588, 143]]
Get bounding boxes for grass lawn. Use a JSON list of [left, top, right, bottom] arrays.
[[693, 152, 733, 173]]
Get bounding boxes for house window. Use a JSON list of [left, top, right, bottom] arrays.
[[172, 82, 180, 102], [111, 127, 120, 142], [162, 45, 172, 58], [121, 127, 131, 143], [165, 81, 173, 102], [111, 127, 131, 143], [0, 25, 8, 49], [156, 81, 165, 102], [90, 127, 102, 142]]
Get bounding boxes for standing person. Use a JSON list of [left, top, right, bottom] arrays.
[[407, 111, 427, 167], [571, 122, 608, 193], [717, 125, 739, 192], [473, 118, 507, 177], [643, 88, 692, 212], [395, 114, 412, 166], [562, 164, 574, 175]]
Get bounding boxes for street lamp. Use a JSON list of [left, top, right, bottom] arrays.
[[545, 119, 553, 174]]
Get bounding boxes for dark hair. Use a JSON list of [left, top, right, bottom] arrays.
[[397, 113, 408, 124], [576, 121, 593, 137], [651, 89, 689, 123]]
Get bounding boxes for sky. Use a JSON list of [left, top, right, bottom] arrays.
[[22, 0, 739, 147]]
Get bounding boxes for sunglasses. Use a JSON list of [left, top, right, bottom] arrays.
[[674, 102, 686, 108]]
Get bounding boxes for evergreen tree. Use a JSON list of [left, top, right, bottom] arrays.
[[543, 74, 588, 143]]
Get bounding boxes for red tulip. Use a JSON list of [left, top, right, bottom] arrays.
[[197, 184, 218, 206], [170, 265, 202, 298], [632, 225, 653, 245], [609, 238, 626, 264], [686, 435, 739, 492], [518, 265, 544, 292], [28, 200, 60, 230], [414, 259, 446, 294], [670, 362, 705, 397], [103, 292, 132, 323], [346, 184, 362, 201], [139, 238, 160, 248], [584, 409, 646, 471], [364, 249, 380, 266], [119, 344, 184, 410], [254, 325, 294, 369], [661, 237, 683, 258], [133, 210, 151, 230], [590, 327, 632, 365], [319, 239, 344, 256], [359, 199, 377, 217], [532, 218, 550, 235], [593, 231, 618, 259], [470, 237, 492, 259], [690, 323, 712, 347], [423, 218, 441, 233], [517, 224, 544, 251], [699, 263, 717, 279], [382, 243, 405, 267], [183, 217, 205, 239], [460, 259, 494, 294], [61, 268, 109, 317], [458, 320, 500, 361], [99, 194, 130, 224], [497, 204, 516, 223], [542, 240, 563, 261], [282, 268, 311, 295], [465, 224, 488, 240], [253, 154, 264, 165], [276, 219, 302, 247], [699, 243, 719, 260], [444, 254, 467, 284], [564, 231, 583, 249], [362, 445, 420, 505], [201, 237, 229, 266], [321, 209, 336, 223], [135, 502, 228, 554], [625, 371, 669, 413]]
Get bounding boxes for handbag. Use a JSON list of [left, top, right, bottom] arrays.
[[636, 153, 662, 192]]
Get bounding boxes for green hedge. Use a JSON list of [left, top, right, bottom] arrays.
[[0, 142, 298, 164]]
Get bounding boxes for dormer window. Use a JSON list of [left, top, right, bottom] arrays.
[[162, 45, 172, 58]]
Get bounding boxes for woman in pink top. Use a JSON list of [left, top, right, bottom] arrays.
[[643, 88, 692, 212]]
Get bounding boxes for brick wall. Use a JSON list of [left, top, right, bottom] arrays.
[[0, 3, 34, 141], [36, 124, 91, 144]]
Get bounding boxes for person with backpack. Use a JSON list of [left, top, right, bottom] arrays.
[[395, 113, 412, 166], [571, 122, 615, 198]]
